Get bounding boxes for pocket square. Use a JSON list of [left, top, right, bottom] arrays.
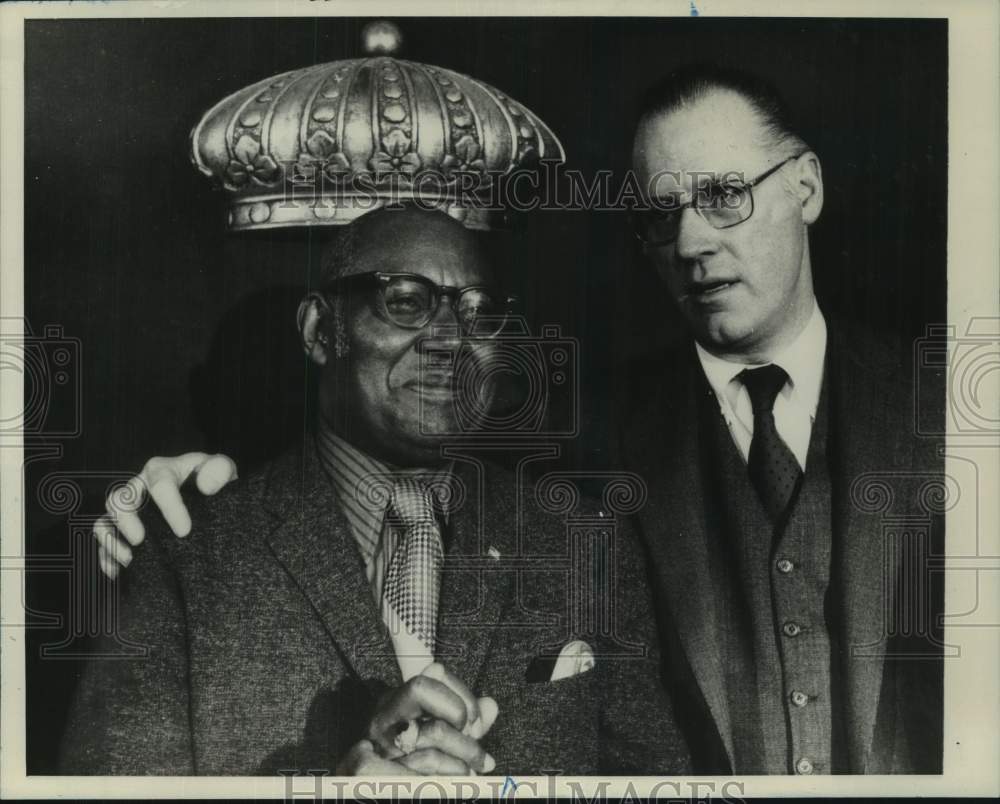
[[550, 639, 595, 681], [525, 640, 596, 683]]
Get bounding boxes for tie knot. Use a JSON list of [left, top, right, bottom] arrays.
[[740, 364, 789, 413], [388, 477, 437, 527]]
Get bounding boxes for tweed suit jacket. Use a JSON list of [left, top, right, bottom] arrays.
[[618, 321, 945, 774], [60, 439, 689, 775]]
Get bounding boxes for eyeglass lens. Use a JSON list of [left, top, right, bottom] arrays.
[[641, 183, 753, 244], [380, 277, 503, 334]]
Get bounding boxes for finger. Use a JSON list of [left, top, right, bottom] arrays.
[[98, 547, 118, 581], [193, 454, 238, 496], [107, 475, 148, 515], [147, 475, 192, 538], [422, 662, 480, 728], [144, 452, 214, 489], [93, 519, 132, 568], [397, 675, 469, 727], [145, 455, 215, 537], [466, 696, 499, 740], [415, 719, 495, 774], [106, 477, 147, 546], [337, 739, 372, 775], [369, 677, 468, 751], [339, 740, 418, 777], [110, 510, 146, 547], [398, 748, 469, 776], [94, 512, 138, 554]]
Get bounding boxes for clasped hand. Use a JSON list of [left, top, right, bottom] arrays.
[[338, 662, 499, 776]]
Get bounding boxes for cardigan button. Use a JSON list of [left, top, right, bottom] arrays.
[[790, 690, 810, 707]]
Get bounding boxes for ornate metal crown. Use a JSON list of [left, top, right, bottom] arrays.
[[190, 22, 565, 232]]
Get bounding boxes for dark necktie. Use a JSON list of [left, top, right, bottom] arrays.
[[739, 364, 803, 525]]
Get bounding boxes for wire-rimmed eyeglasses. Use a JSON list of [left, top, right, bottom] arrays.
[[633, 152, 807, 247]]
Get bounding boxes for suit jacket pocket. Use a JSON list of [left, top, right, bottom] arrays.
[[485, 665, 600, 775]]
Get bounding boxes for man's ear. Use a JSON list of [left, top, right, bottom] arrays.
[[297, 293, 333, 366], [796, 151, 824, 226]]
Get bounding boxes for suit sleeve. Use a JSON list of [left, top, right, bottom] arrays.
[[597, 517, 692, 774], [59, 525, 195, 775]]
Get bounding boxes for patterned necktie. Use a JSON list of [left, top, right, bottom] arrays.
[[739, 364, 803, 525], [381, 477, 444, 655]]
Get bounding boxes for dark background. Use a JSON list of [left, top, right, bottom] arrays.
[[22, 16, 947, 772]]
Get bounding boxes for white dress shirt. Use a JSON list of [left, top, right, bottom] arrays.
[[695, 302, 827, 470]]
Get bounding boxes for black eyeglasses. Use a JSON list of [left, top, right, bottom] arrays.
[[633, 152, 807, 246], [323, 272, 519, 337]]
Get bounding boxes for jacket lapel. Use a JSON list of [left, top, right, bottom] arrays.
[[435, 455, 520, 691], [262, 440, 402, 692], [828, 327, 908, 771], [628, 348, 736, 765]]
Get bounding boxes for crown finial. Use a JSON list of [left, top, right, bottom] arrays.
[[362, 21, 402, 55]]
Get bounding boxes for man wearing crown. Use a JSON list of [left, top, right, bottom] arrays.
[[60, 30, 689, 776]]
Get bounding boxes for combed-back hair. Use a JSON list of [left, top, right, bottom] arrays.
[[637, 62, 811, 157]]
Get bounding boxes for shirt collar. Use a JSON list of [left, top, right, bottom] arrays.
[[315, 421, 456, 513], [694, 300, 827, 417]]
